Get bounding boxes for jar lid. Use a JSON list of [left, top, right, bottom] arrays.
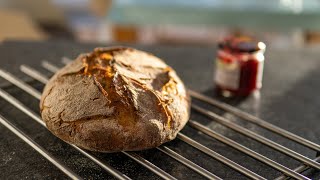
[[218, 36, 266, 53]]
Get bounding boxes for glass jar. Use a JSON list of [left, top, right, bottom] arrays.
[[214, 37, 266, 97]]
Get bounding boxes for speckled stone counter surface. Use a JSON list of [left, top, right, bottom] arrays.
[[0, 40, 319, 179]]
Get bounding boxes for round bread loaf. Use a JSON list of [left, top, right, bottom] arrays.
[[40, 47, 190, 152]]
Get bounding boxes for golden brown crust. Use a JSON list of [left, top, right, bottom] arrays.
[[40, 47, 190, 152]]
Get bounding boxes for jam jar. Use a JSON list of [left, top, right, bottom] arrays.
[[214, 37, 266, 96]]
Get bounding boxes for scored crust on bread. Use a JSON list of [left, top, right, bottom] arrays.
[[40, 47, 190, 152]]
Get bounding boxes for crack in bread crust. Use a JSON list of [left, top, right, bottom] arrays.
[[80, 47, 178, 127]]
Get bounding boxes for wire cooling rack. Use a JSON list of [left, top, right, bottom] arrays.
[[0, 57, 319, 179]]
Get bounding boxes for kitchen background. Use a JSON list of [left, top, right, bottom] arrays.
[[1, 0, 320, 48]]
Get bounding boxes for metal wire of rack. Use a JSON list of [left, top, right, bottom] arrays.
[[0, 57, 319, 180]]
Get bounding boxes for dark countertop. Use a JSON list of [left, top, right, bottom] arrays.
[[0, 40, 319, 179]]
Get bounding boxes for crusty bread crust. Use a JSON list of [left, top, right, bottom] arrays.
[[40, 47, 190, 152]]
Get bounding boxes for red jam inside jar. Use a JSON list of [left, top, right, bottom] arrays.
[[214, 37, 266, 97]]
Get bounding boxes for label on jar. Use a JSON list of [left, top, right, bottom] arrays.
[[256, 60, 264, 88], [214, 59, 240, 90]]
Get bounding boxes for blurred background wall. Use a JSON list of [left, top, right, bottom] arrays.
[[1, 0, 320, 48]]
